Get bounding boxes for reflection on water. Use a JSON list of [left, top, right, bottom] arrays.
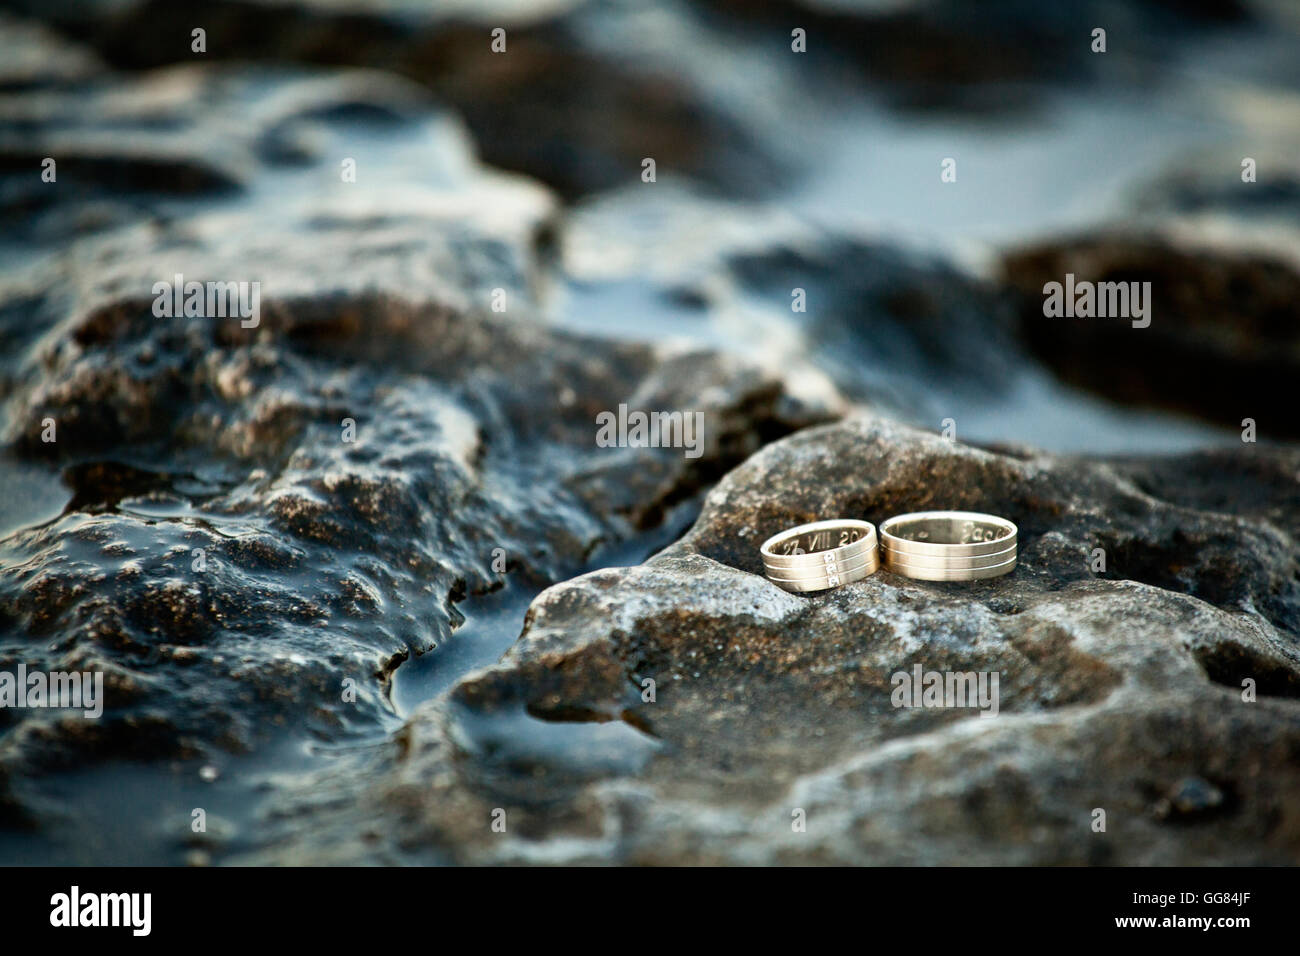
[[450, 701, 661, 778], [393, 500, 698, 716]]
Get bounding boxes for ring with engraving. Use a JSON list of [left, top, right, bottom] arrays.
[[879, 511, 1017, 581], [761, 519, 879, 592]]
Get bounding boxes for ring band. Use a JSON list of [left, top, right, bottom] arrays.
[[761, 519, 879, 592], [880, 541, 1016, 570], [765, 552, 880, 583], [881, 553, 1017, 581], [879, 511, 1017, 581]]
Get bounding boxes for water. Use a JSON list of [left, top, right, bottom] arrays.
[[392, 500, 698, 716]]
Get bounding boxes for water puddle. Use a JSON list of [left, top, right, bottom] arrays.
[[391, 500, 698, 718], [449, 701, 661, 779], [0, 454, 68, 539], [0, 735, 324, 865]]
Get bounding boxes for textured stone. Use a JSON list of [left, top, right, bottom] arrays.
[[1002, 228, 1300, 435], [9, 0, 794, 198], [0, 60, 831, 837], [246, 416, 1300, 864]]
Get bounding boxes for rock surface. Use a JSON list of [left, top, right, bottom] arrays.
[[1002, 226, 1300, 435], [0, 49, 832, 842], [246, 416, 1300, 864], [704, 0, 1256, 111], [10, 0, 797, 198]]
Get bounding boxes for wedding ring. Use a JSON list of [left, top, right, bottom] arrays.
[[761, 519, 879, 592], [879, 511, 1017, 581]]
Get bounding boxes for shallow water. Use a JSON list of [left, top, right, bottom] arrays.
[[393, 498, 697, 713], [548, 24, 1292, 454]]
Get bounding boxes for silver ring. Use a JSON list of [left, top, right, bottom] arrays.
[[879, 511, 1017, 581], [761, 519, 879, 592]]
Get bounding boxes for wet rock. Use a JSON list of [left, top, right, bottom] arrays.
[[1002, 228, 1300, 436], [703, 0, 1255, 112], [1154, 776, 1227, 822], [0, 64, 488, 245], [11, 0, 795, 198], [0, 57, 833, 833], [266, 416, 1300, 864], [0, 266, 829, 806], [1133, 157, 1300, 222], [565, 183, 1024, 418], [562, 184, 1233, 454], [0, 287, 828, 815], [0, 13, 101, 90]]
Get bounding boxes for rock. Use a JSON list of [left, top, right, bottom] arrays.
[[1133, 156, 1300, 222], [565, 182, 1026, 419], [0, 277, 828, 825], [243, 415, 1300, 864], [0, 58, 832, 836], [0, 64, 496, 244], [562, 184, 1233, 453], [0, 12, 101, 90], [10, 0, 795, 198], [1002, 227, 1300, 436], [1154, 776, 1226, 821], [703, 0, 1255, 112]]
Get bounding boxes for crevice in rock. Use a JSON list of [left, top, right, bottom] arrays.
[[1193, 643, 1300, 701]]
